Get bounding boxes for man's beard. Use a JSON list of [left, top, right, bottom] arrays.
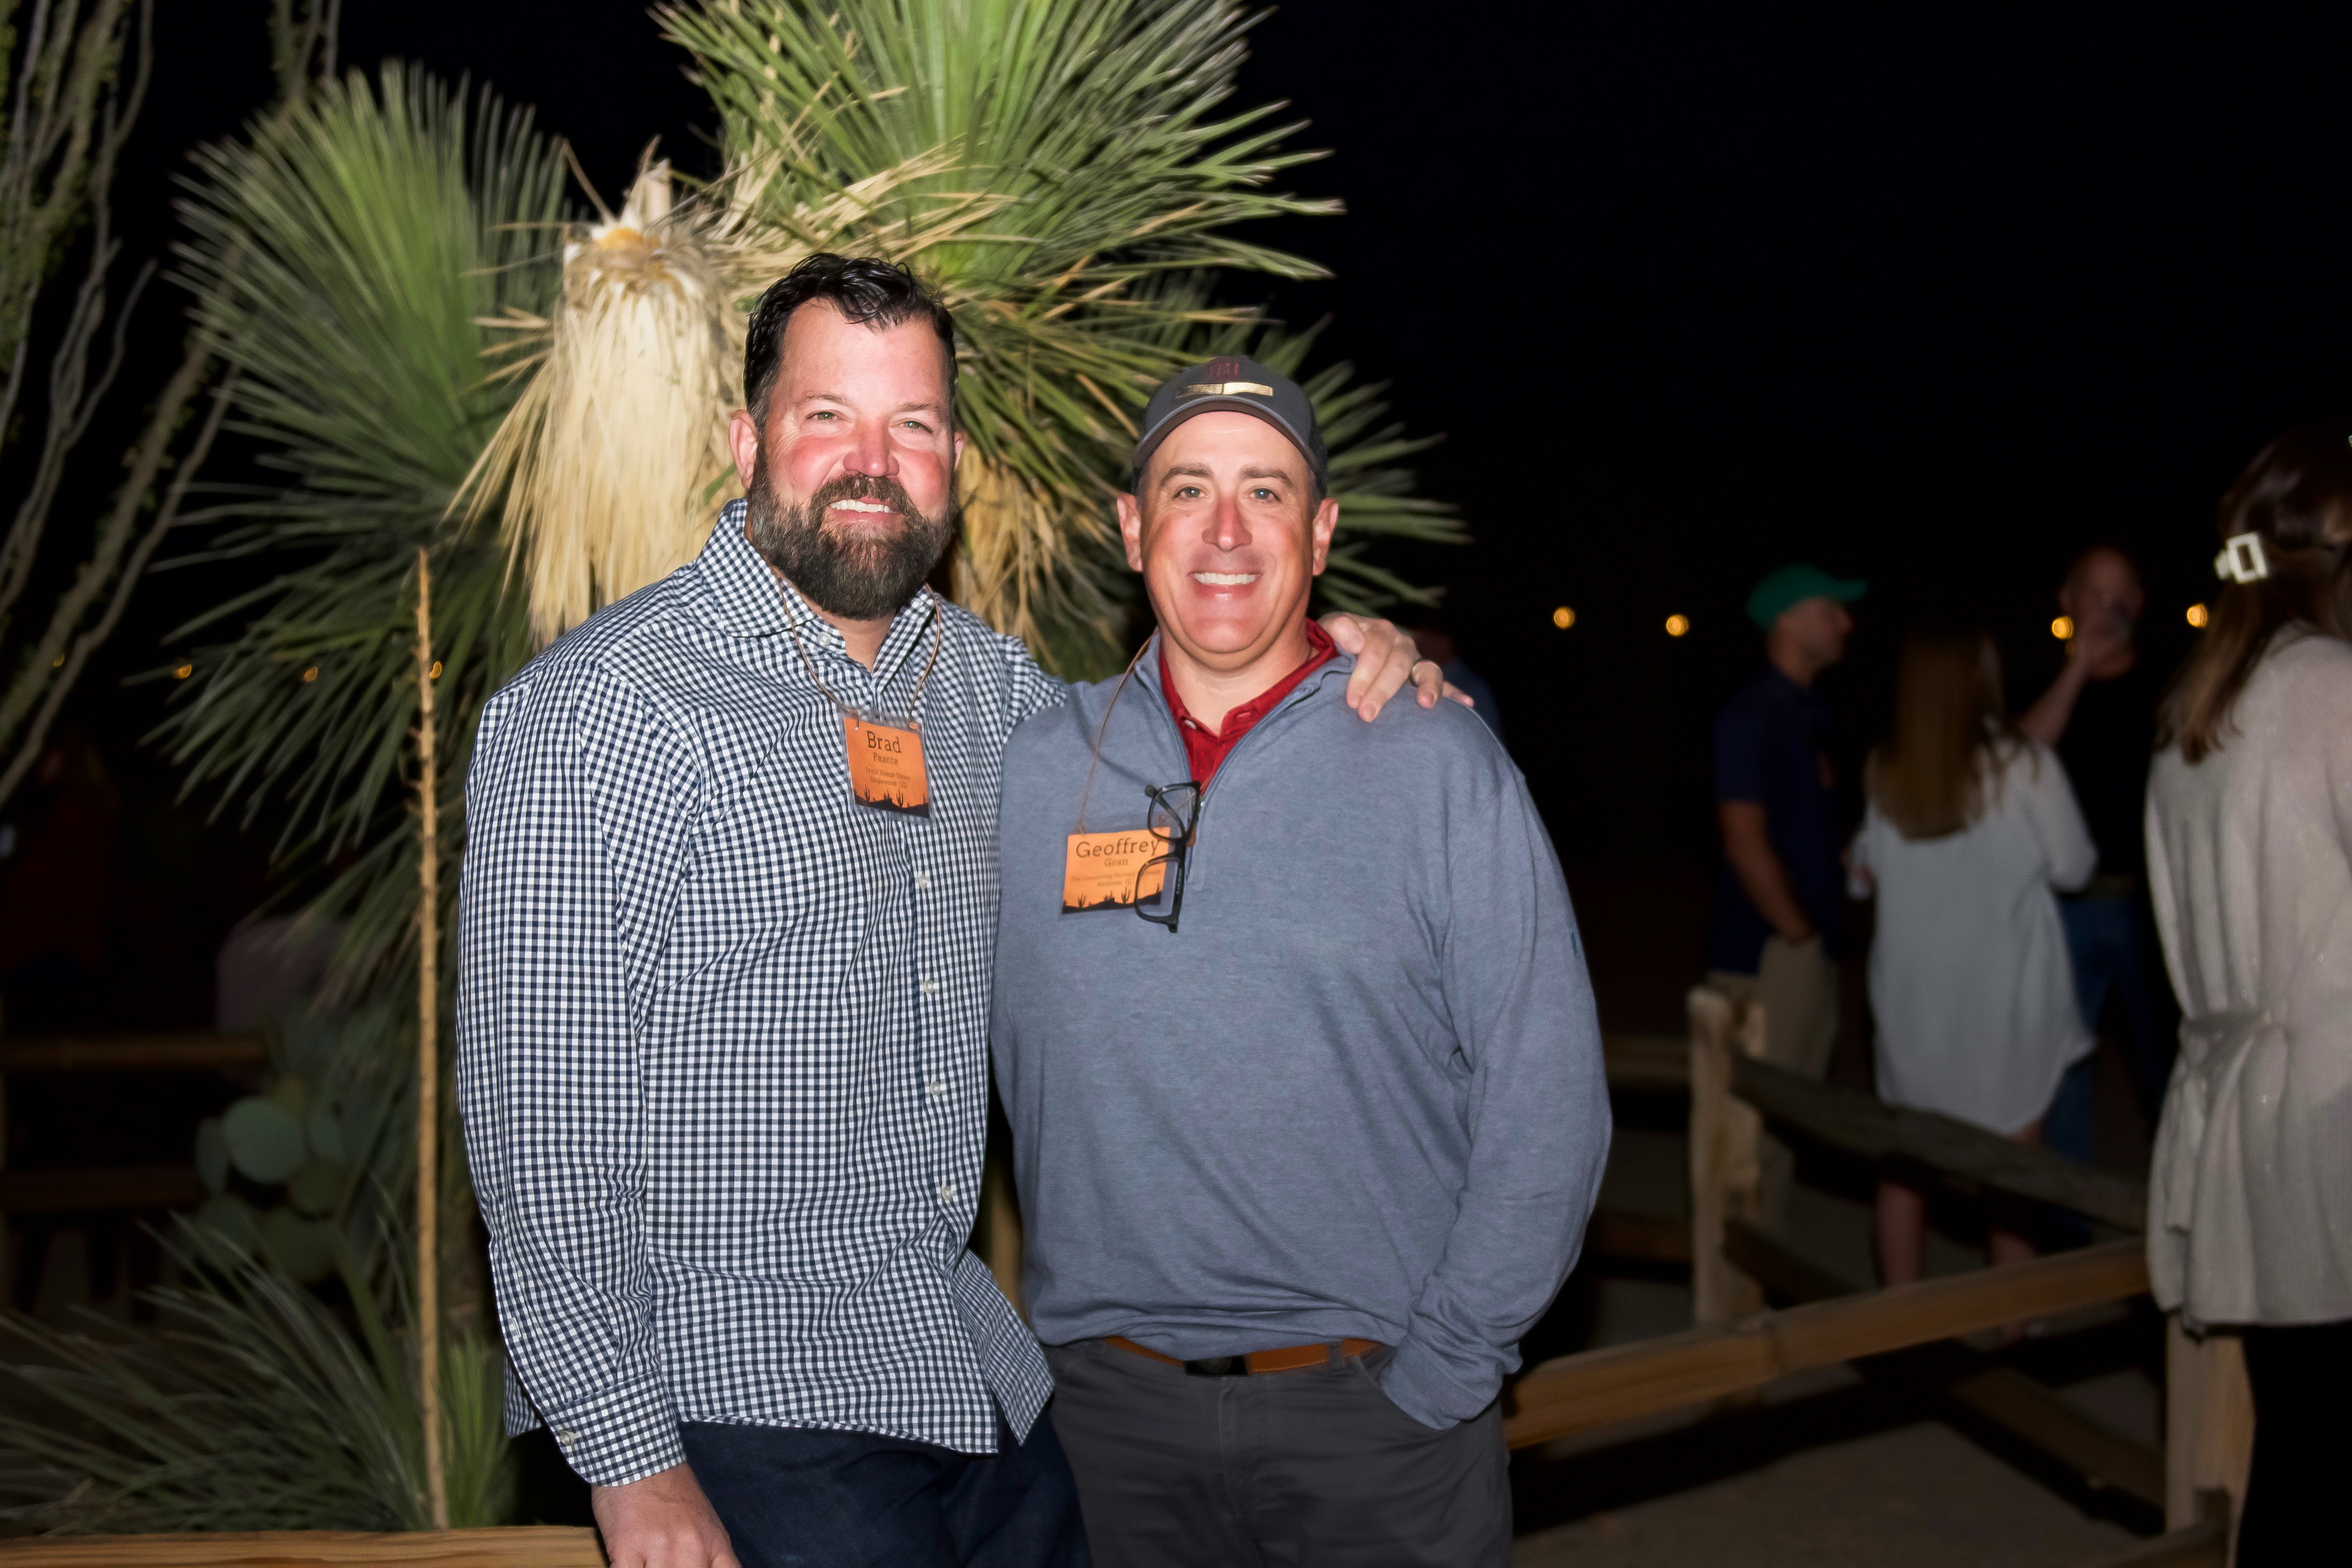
[[743, 464, 955, 622]]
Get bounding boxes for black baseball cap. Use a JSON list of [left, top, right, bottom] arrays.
[[1129, 355, 1327, 491]]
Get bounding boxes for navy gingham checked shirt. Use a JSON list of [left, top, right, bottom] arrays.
[[455, 501, 1065, 1487]]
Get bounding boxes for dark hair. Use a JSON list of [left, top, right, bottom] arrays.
[[743, 254, 956, 423], [2160, 425, 2352, 762]]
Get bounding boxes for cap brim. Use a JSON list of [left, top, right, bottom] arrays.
[[1131, 398, 1322, 486]]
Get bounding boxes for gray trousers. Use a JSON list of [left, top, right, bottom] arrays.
[[1042, 1339, 1510, 1568]]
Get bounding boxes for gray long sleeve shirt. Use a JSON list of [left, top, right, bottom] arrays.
[[991, 645, 1610, 1428]]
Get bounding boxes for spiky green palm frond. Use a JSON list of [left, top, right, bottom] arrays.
[[0, 1229, 511, 1532], [660, 0, 1340, 673], [152, 65, 567, 988]]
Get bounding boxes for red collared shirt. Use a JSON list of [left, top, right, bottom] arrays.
[[1158, 618, 1337, 786]]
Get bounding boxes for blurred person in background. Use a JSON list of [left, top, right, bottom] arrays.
[[2145, 426, 2352, 1564], [2020, 546, 2175, 1168], [1849, 629, 2094, 1296], [1403, 620, 1504, 747], [1707, 564, 1863, 1221]]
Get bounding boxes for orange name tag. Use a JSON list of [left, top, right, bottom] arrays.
[[1063, 830, 1168, 912], [844, 715, 929, 816]]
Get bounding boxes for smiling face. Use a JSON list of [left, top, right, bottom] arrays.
[[726, 299, 964, 622], [1117, 410, 1338, 677]]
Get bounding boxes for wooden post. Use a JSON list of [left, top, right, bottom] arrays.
[[2166, 1314, 2252, 1547], [413, 550, 449, 1530], [1689, 982, 1766, 1326], [981, 1157, 1025, 1320]]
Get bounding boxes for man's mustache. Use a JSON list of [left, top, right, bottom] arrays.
[[807, 473, 919, 523]]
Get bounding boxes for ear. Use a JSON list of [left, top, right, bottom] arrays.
[[1117, 491, 1147, 572], [952, 426, 966, 470], [1307, 495, 1339, 577], [728, 407, 764, 490]]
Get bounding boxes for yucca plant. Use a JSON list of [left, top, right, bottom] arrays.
[[0, 1227, 511, 1532], [156, 63, 568, 991], [587, 0, 1353, 674]]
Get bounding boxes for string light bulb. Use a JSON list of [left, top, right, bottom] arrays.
[[1664, 614, 1690, 638], [301, 666, 319, 682], [1551, 606, 1576, 630], [2051, 615, 2075, 640], [2185, 603, 2209, 629], [172, 662, 194, 680]]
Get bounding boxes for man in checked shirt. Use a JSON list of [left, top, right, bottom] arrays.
[[455, 255, 1448, 1568]]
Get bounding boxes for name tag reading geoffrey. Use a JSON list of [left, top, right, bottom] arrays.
[[844, 715, 929, 816], [1063, 830, 1168, 912]]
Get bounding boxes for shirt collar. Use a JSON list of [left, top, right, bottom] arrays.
[[1151, 618, 1340, 738], [692, 498, 943, 681]]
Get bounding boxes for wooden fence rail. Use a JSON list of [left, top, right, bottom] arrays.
[[0, 1036, 266, 1075], [0, 1529, 601, 1565], [1729, 1052, 2149, 1231], [1505, 1236, 2149, 1448]]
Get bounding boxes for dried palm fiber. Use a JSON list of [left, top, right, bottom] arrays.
[[464, 144, 1002, 645], [952, 448, 1123, 668], [463, 160, 734, 645]]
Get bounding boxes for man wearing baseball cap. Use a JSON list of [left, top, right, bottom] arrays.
[[1707, 564, 1866, 1179], [988, 355, 1610, 1565]]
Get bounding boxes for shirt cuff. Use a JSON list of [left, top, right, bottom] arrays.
[[536, 1377, 686, 1488], [1375, 1337, 1497, 1431]]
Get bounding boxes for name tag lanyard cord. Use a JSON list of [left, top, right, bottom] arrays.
[[1072, 637, 1152, 837], [782, 598, 945, 731], [785, 597, 943, 816]]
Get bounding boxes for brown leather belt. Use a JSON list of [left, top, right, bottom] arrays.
[[1107, 1335, 1382, 1377]]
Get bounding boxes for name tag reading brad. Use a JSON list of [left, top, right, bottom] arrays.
[[844, 715, 929, 816], [1063, 830, 1168, 912]]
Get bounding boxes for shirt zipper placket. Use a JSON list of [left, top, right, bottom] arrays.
[[1163, 669, 1335, 895]]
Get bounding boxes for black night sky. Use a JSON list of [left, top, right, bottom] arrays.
[[45, 0, 2352, 1025]]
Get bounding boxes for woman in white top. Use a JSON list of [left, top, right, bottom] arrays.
[[1850, 628, 2095, 1290], [2145, 426, 2352, 1565]]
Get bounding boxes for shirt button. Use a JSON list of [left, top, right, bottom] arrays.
[[926, 1078, 946, 1101], [939, 1181, 958, 1204], [920, 977, 940, 996], [556, 1429, 579, 1445], [915, 871, 932, 890]]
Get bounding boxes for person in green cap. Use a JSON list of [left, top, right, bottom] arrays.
[[1705, 564, 1865, 1213]]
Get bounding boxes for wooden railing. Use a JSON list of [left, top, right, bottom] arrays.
[[0, 1033, 266, 1306], [1506, 1237, 2149, 1446], [0, 1529, 601, 1565], [1559, 984, 2248, 1567]]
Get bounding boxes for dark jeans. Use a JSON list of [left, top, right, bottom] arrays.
[[680, 1412, 1090, 1568], [2238, 1319, 2352, 1566], [1042, 1339, 1510, 1568], [2047, 893, 2175, 1165]]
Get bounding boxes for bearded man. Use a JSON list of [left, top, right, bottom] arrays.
[[455, 256, 1444, 1568]]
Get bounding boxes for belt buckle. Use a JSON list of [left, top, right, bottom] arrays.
[[1183, 1355, 1248, 1378]]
